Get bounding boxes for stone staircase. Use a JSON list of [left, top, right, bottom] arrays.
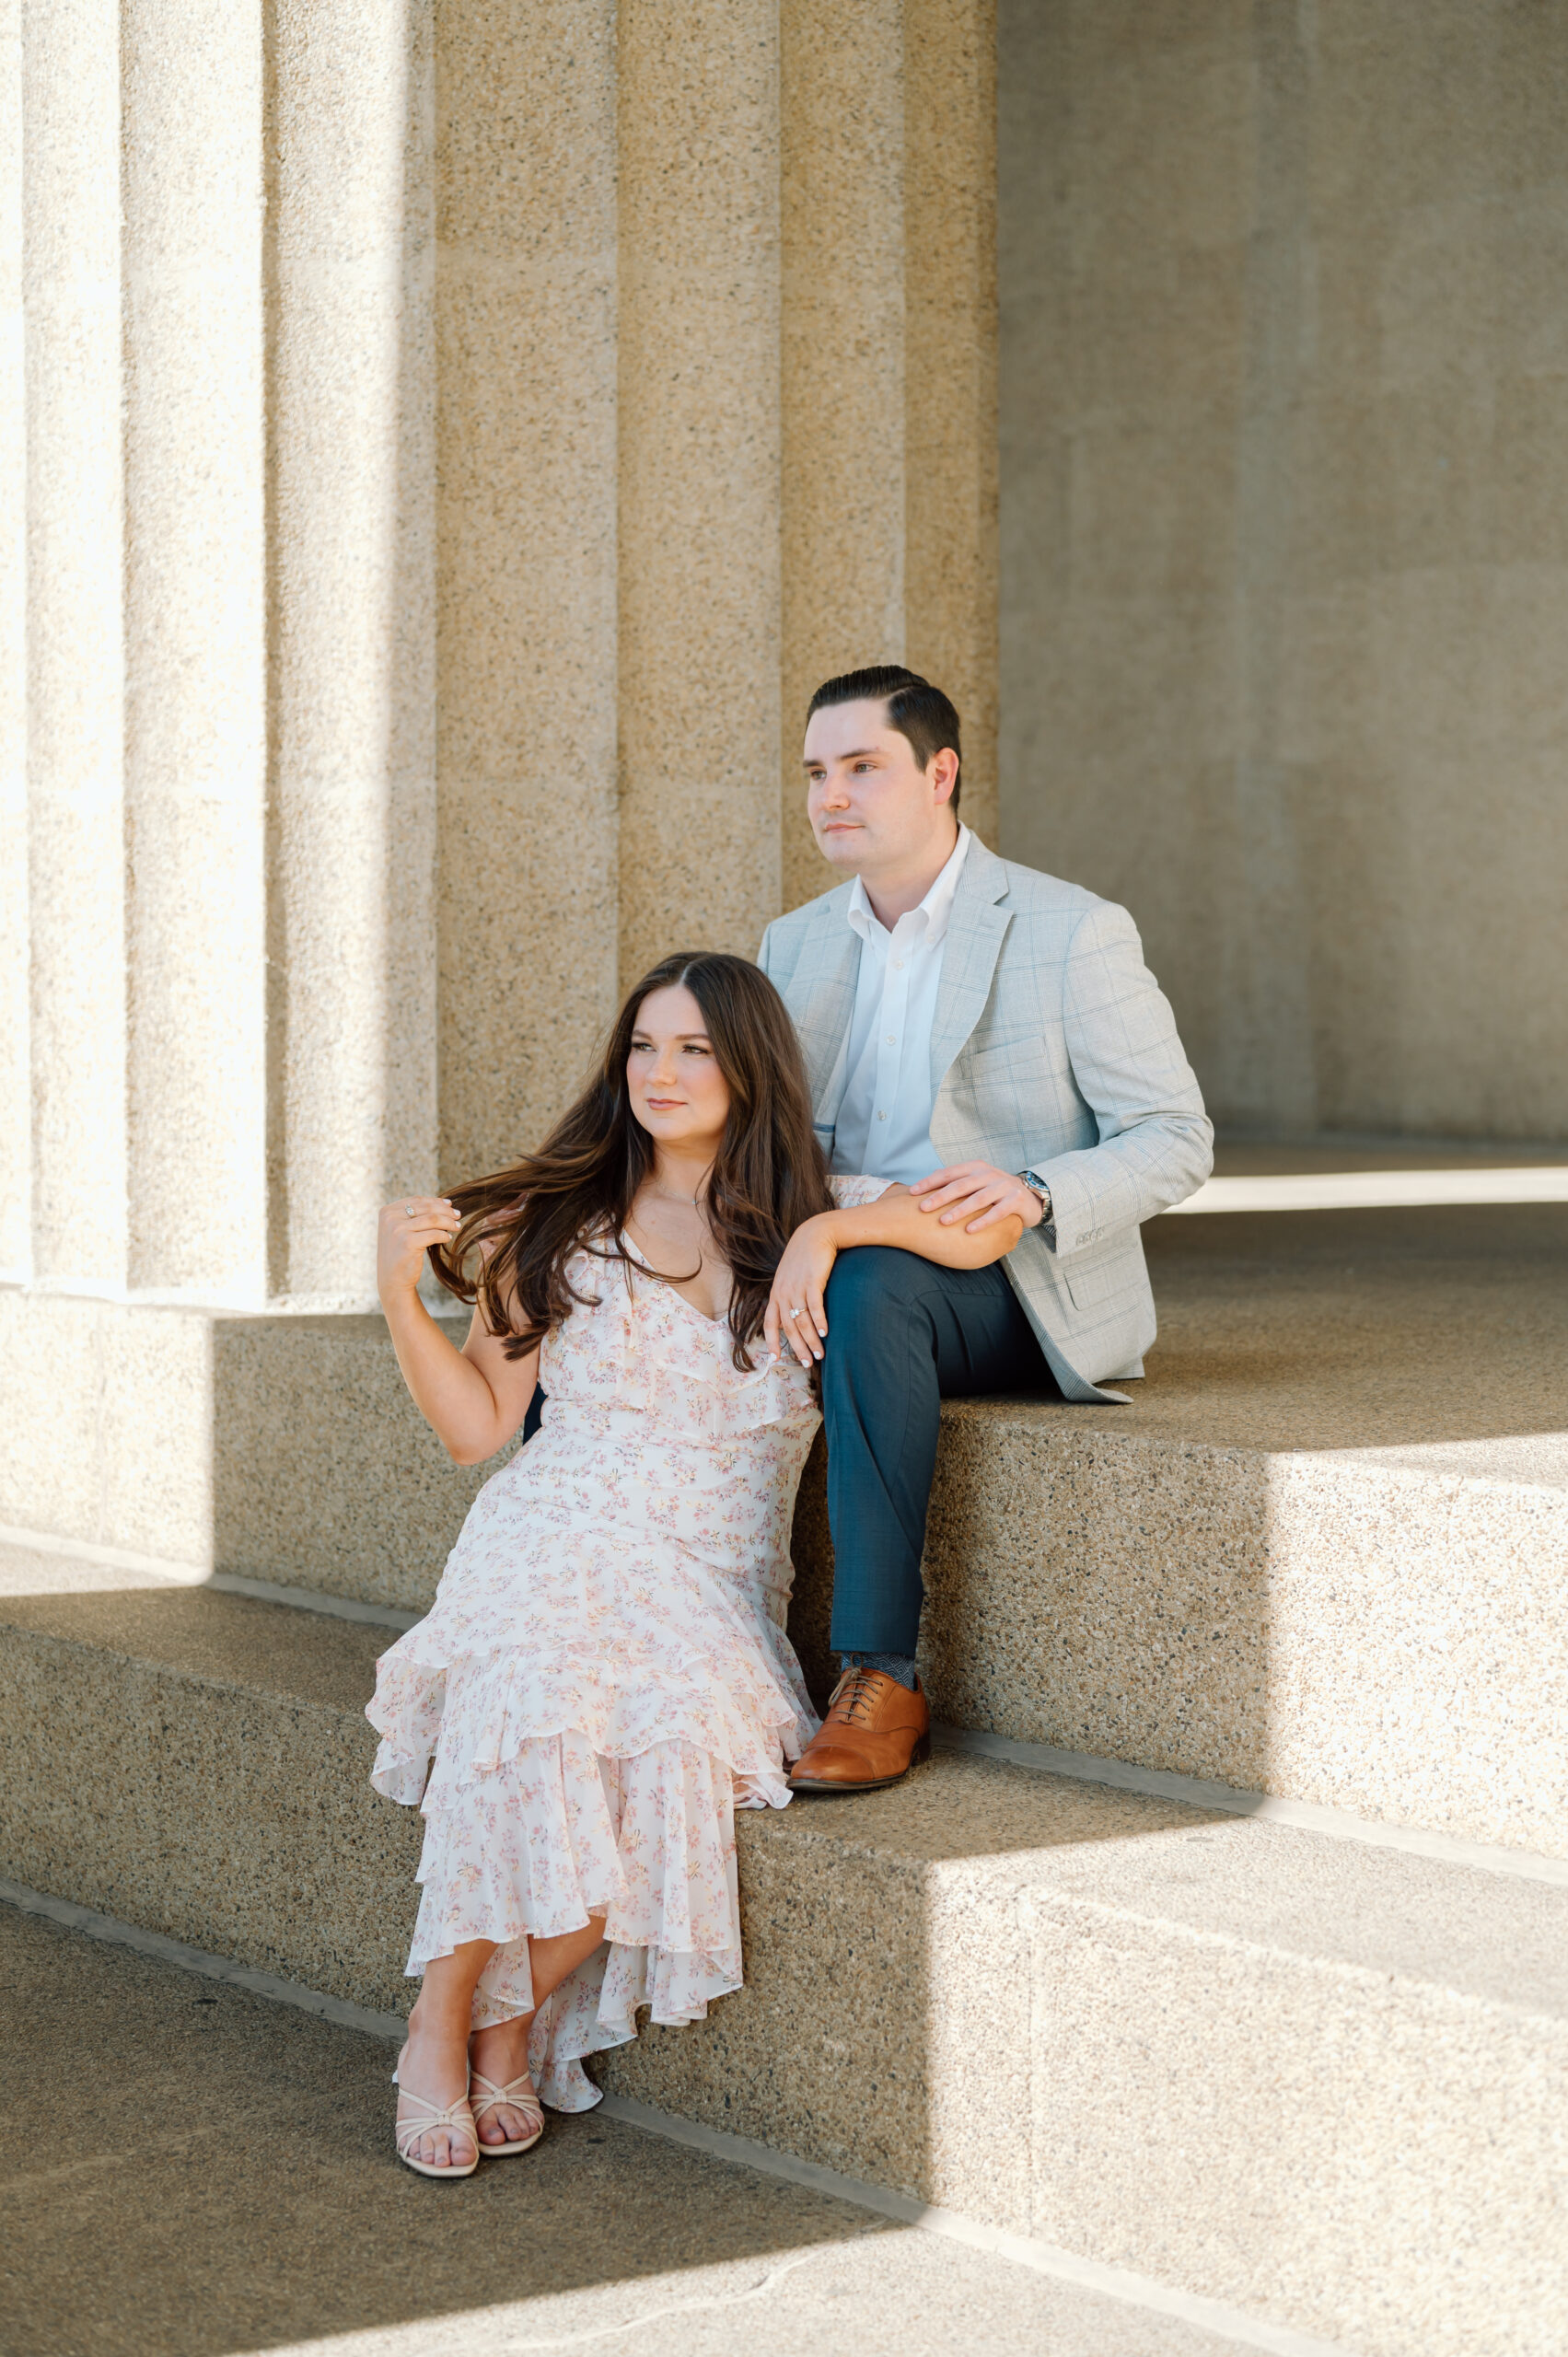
[[2, 1199, 1565, 2356]]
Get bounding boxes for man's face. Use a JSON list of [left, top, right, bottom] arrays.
[[803, 699, 956, 876]]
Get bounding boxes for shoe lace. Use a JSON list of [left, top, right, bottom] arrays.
[[826, 1667, 883, 1728]]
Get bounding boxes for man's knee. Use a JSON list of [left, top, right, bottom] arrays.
[[823, 1245, 930, 1329]]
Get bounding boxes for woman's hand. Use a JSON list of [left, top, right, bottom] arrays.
[[764, 1213, 840, 1367], [377, 1195, 461, 1307]]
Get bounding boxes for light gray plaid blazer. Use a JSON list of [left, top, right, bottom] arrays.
[[758, 836, 1214, 1403]]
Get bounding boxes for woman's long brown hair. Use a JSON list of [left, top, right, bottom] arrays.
[[427, 952, 834, 1370]]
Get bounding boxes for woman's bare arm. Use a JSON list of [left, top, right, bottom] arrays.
[[763, 1185, 1024, 1367], [377, 1197, 540, 1465]]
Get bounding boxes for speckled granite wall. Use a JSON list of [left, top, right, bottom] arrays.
[[999, 0, 1568, 1140]]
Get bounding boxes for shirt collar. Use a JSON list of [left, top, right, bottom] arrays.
[[845, 824, 970, 949]]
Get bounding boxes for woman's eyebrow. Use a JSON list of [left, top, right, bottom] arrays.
[[631, 1030, 712, 1042]]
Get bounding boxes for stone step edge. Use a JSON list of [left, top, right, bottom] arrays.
[[934, 1726, 1568, 1890], [0, 1874, 1353, 2357], [6, 1521, 1564, 1894]]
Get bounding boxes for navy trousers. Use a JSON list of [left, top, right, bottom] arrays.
[[819, 1247, 1058, 1658]]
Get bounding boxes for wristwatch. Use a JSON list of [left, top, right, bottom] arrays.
[[1016, 1168, 1052, 1224]]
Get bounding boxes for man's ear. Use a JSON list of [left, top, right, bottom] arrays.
[[928, 748, 959, 806]]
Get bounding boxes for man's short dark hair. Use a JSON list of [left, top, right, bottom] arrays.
[[807, 666, 963, 815]]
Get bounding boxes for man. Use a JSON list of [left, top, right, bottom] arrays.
[[759, 666, 1213, 1793]]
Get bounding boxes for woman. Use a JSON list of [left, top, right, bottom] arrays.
[[370, 951, 1021, 2177]]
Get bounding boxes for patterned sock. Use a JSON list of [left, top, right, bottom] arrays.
[[839, 1651, 920, 1692]]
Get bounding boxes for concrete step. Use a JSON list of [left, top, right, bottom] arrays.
[[0, 1288, 509, 1599], [6, 1198, 1565, 1853], [794, 1199, 1568, 1858], [1, 1905, 1263, 2357], [1, 1555, 1562, 2357]]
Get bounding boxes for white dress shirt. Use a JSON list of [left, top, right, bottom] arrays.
[[830, 825, 971, 1184]]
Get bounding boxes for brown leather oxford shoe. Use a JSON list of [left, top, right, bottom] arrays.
[[787, 1666, 931, 1794]]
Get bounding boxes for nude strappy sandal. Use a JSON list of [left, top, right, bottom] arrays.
[[392, 2049, 480, 2180], [469, 2066, 545, 2157]]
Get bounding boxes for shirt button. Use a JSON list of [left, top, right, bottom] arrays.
[[886, 1034, 896, 1045], [892, 959, 904, 970], [877, 1110, 888, 1121]]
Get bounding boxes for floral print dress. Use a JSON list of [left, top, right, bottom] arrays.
[[366, 1174, 888, 2111]]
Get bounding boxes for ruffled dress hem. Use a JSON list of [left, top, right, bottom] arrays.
[[384, 1721, 770, 2101]]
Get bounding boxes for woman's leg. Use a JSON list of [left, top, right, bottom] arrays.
[[468, 1914, 608, 2144], [400, 1938, 495, 2167]]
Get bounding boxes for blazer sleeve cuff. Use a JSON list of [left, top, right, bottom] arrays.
[[1029, 1158, 1091, 1255]]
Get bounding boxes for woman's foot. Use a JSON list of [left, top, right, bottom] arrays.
[[396, 2016, 478, 2175], [469, 2016, 542, 2152]]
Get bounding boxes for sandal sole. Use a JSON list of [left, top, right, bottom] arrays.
[[476, 2127, 545, 2157], [396, 2150, 480, 2179]]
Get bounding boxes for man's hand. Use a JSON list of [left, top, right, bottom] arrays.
[[912, 1163, 1043, 1235], [763, 1213, 839, 1366]]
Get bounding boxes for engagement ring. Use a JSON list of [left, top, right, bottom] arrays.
[[405, 1205, 416, 1217]]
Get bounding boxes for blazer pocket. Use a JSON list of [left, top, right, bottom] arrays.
[[1063, 1240, 1127, 1315], [965, 1031, 1041, 1063]]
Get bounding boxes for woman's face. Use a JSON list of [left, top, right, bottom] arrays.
[[627, 985, 732, 1155]]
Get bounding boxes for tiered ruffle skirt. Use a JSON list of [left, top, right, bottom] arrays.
[[367, 1559, 816, 2110]]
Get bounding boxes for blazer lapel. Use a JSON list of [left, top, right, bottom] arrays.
[[929, 840, 1012, 1093], [779, 888, 861, 1120]]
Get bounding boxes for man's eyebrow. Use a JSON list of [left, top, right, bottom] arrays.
[[802, 746, 879, 767]]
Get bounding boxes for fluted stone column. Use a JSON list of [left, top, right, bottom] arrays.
[[122, 0, 268, 1300], [266, 0, 437, 1305], [779, 0, 908, 911], [777, 0, 998, 909], [904, 0, 998, 850], [0, 0, 25, 1281], [435, 0, 618, 1190], [22, 0, 126, 1294], [616, 0, 783, 984]]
